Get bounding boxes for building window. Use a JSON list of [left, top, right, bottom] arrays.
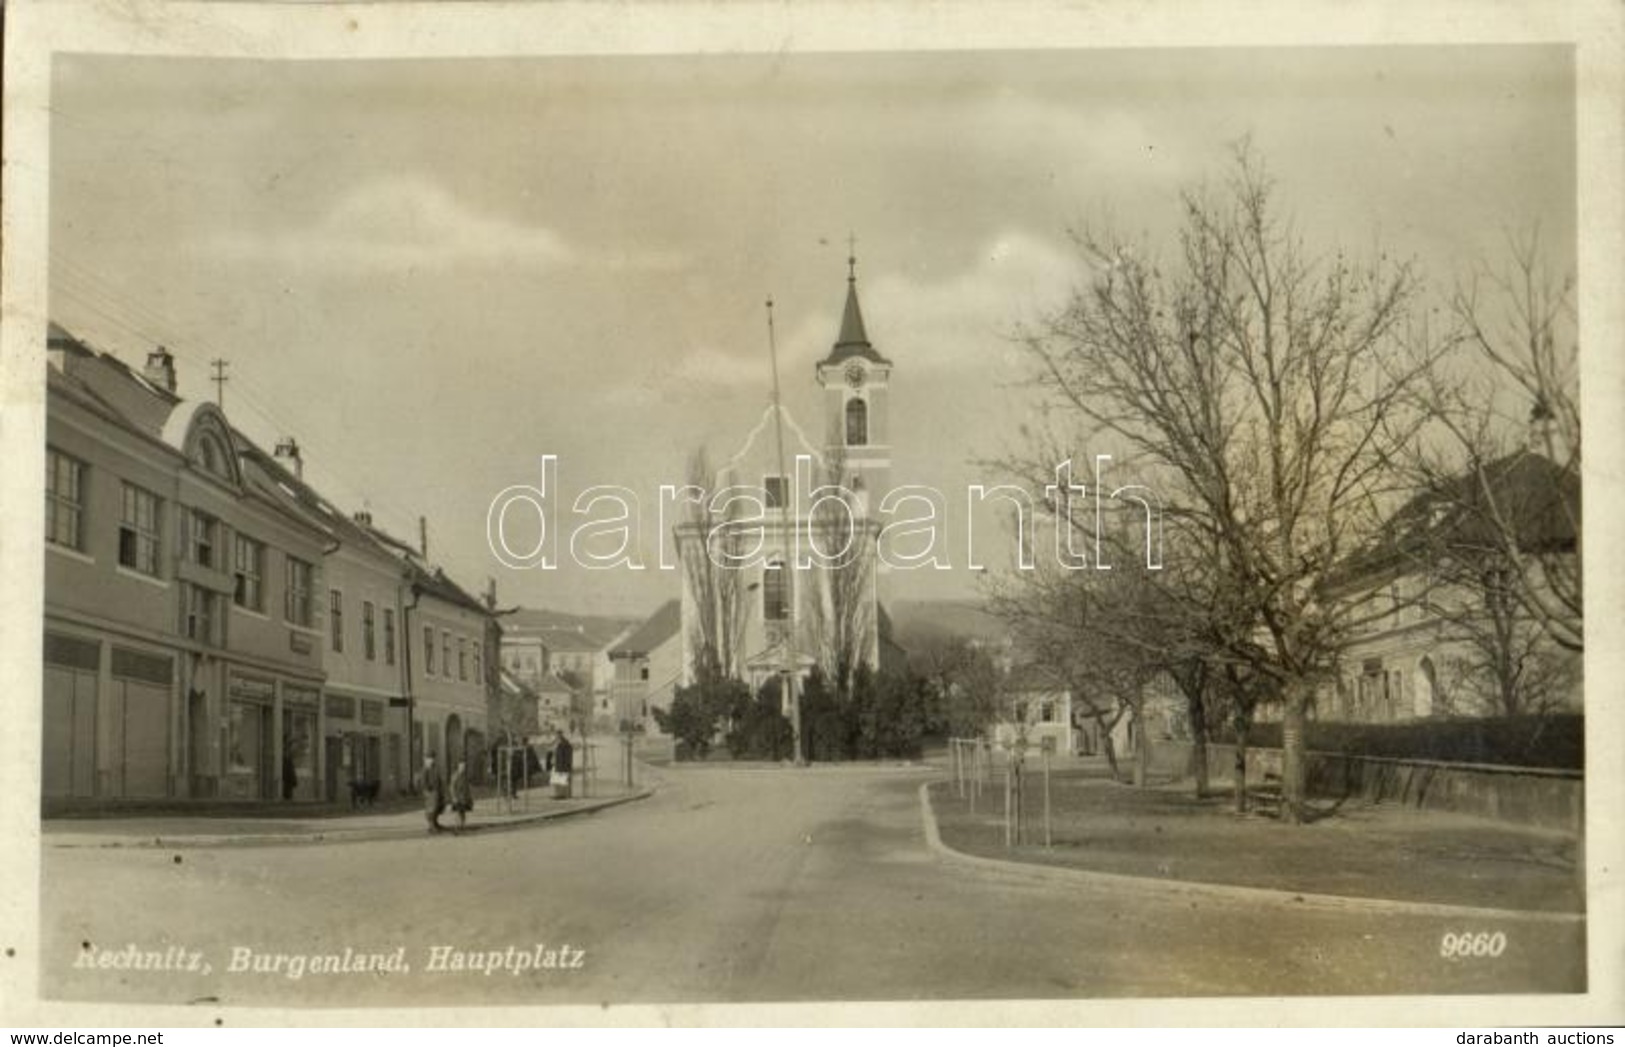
[[118, 483, 162, 576], [184, 583, 220, 646], [846, 397, 869, 446], [1040, 701, 1056, 723], [458, 638, 468, 682], [46, 449, 86, 550], [763, 475, 787, 510], [763, 560, 790, 621], [363, 601, 376, 661], [473, 645, 483, 686], [442, 631, 452, 678], [641, 666, 650, 681], [285, 556, 314, 627], [423, 626, 436, 675], [329, 589, 344, 653], [383, 608, 396, 665], [233, 534, 265, 611], [187, 508, 219, 568]]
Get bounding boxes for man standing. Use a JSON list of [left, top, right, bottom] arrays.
[[422, 753, 446, 833]]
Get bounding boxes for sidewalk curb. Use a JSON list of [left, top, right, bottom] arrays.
[[45, 788, 656, 851], [917, 781, 1583, 924]]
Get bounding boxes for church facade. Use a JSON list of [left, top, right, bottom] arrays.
[[673, 260, 893, 699]]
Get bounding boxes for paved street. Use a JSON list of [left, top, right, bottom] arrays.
[[41, 764, 1586, 1008]]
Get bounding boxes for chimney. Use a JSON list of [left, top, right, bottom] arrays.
[[419, 515, 429, 558], [274, 437, 303, 480], [353, 509, 373, 527], [485, 578, 498, 610], [143, 346, 178, 394]]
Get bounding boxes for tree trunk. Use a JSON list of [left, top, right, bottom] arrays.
[[1232, 720, 1250, 814], [1190, 706, 1210, 800], [1133, 711, 1149, 788], [1280, 685, 1310, 825], [1101, 729, 1122, 783]]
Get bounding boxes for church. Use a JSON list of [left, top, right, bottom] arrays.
[[672, 256, 897, 709]]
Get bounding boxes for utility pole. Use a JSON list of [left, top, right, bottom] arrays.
[[209, 358, 229, 408]]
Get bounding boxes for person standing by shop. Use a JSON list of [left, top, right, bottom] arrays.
[[422, 753, 446, 833], [551, 730, 574, 800], [449, 759, 473, 834]]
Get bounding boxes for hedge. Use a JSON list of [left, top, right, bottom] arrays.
[[1213, 714, 1583, 771]]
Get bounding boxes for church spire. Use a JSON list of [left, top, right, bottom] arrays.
[[821, 239, 890, 366]]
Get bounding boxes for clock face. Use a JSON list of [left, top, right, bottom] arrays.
[[844, 362, 865, 389]]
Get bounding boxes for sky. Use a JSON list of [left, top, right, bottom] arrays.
[[45, 45, 1576, 617]]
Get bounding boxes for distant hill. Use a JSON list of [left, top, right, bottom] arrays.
[[504, 607, 641, 648], [887, 598, 1008, 648]]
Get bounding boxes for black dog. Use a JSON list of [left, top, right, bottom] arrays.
[[348, 779, 381, 808]]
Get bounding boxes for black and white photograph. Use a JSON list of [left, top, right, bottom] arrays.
[[1, 0, 1621, 1028]]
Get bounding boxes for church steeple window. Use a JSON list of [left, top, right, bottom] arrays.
[[763, 559, 790, 621], [845, 397, 869, 447]]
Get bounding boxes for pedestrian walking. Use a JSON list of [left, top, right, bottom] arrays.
[[551, 730, 574, 800], [449, 759, 473, 834], [508, 747, 524, 798], [422, 754, 446, 833]]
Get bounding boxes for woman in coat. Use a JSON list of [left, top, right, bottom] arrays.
[[449, 759, 474, 834], [551, 730, 574, 799]]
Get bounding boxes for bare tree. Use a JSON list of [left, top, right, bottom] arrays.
[[1018, 142, 1439, 822], [806, 451, 878, 696], [674, 447, 749, 684], [1409, 234, 1581, 654], [906, 630, 1002, 737], [988, 555, 1151, 785]]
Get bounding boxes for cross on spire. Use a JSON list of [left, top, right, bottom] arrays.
[[846, 232, 858, 282]]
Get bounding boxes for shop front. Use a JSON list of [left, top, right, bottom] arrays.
[[281, 683, 319, 801], [223, 672, 275, 800], [323, 691, 387, 801]]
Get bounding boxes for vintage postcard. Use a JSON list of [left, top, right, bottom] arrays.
[[2, 0, 1622, 1028]]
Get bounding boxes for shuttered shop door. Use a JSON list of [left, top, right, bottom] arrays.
[[112, 647, 173, 798], [43, 635, 99, 798]]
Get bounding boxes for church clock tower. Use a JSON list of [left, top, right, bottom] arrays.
[[815, 250, 893, 502]]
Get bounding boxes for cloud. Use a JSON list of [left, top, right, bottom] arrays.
[[202, 175, 689, 273], [858, 231, 1085, 371], [639, 230, 1084, 402]]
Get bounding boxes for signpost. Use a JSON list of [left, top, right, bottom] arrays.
[[1040, 734, 1055, 849]]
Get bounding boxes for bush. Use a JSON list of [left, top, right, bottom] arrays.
[[724, 681, 795, 760], [654, 675, 752, 760], [1214, 714, 1582, 770]]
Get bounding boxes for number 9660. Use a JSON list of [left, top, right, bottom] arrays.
[[1440, 931, 1506, 959]]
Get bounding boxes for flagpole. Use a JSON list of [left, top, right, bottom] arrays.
[[765, 297, 804, 766]]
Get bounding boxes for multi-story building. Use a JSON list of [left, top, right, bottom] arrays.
[[43, 322, 495, 805], [362, 526, 494, 779], [607, 599, 682, 731], [1322, 445, 1582, 722], [44, 326, 331, 803]]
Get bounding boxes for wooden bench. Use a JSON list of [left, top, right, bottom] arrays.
[[1250, 772, 1283, 816]]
